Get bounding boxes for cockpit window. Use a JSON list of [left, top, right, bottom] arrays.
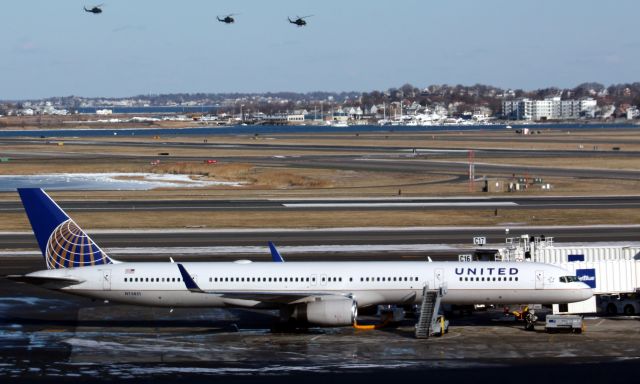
[[560, 276, 579, 283]]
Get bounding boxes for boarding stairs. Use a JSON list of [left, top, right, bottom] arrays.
[[415, 285, 445, 339]]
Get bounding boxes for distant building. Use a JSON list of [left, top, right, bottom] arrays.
[[286, 114, 305, 123], [502, 97, 597, 121]]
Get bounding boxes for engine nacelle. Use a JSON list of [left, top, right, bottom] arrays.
[[290, 299, 357, 326]]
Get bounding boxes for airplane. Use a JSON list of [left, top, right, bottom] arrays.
[[288, 15, 312, 27], [7, 188, 592, 327], [84, 4, 103, 14], [217, 14, 236, 24]]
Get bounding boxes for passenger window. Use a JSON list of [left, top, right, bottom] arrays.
[[459, 277, 462, 281], [382, 277, 386, 282], [306, 277, 309, 282], [366, 277, 369, 282], [349, 277, 353, 282], [376, 277, 380, 282], [515, 277, 518, 281], [464, 277, 468, 281], [393, 277, 397, 281], [415, 277, 418, 281], [322, 277, 325, 282], [178, 278, 181, 282], [476, 277, 479, 281], [404, 277, 408, 281], [312, 277, 316, 282]]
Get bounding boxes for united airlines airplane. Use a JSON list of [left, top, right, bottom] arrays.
[[9, 188, 592, 326]]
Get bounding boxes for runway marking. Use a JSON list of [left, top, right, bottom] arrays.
[[283, 202, 519, 208]]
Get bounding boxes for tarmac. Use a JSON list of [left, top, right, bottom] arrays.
[[2, 271, 640, 383]]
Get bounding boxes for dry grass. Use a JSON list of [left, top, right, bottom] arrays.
[[3, 208, 640, 232], [153, 162, 333, 188]]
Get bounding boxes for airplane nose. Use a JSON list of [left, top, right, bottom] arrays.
[[578, 286, 594, 301]]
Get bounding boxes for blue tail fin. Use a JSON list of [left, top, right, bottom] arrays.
[[18, 188, 114, 270], [268, 241, 285, 262]]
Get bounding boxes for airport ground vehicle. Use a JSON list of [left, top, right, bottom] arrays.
[[599, 294, 640, 315], [545, 314, 583, 333], [430, 315, 449, 336]]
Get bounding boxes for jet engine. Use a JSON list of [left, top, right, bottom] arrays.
[[289, 298, 357, 326]]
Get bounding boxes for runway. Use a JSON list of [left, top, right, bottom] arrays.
[[2, 137, 640, 157], [2, 225, 639, 248], [1, 195, 639, 212]]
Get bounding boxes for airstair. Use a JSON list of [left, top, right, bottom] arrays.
[[415, 285, 445, 339]]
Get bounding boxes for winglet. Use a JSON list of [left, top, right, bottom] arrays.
[[177, 264, 204, 293], [268, 241, 285, 262]]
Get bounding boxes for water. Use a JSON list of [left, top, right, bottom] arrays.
[[0, 123, 637, 138]]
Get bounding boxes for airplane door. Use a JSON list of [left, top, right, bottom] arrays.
[[535, 270, 544, 290], [102, 270, 112, 291], [434, 268, 444, 289]]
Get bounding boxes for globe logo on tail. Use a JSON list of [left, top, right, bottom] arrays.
[[45, 219, 112, 269]]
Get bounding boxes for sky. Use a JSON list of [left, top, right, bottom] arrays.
[[2, 0, 639, 99]]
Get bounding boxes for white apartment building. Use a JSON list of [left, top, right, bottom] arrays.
[[503, 97, 597, 121]]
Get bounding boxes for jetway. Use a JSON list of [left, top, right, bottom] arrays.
[[473, 235, 640, 314]]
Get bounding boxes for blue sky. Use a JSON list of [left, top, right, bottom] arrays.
[[2, 0, 639, 99]]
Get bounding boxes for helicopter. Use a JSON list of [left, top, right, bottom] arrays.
[[288, 15, 312, 27], [83, 4, 103, 14], [217, 14, 237, 24]]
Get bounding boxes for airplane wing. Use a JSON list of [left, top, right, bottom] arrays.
[[5, 274, 85, 289], [212, 291, 347, 304], [177, 264, 348, 304]]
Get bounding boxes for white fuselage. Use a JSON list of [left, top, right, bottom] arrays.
[[27, 261, 593, 308]]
